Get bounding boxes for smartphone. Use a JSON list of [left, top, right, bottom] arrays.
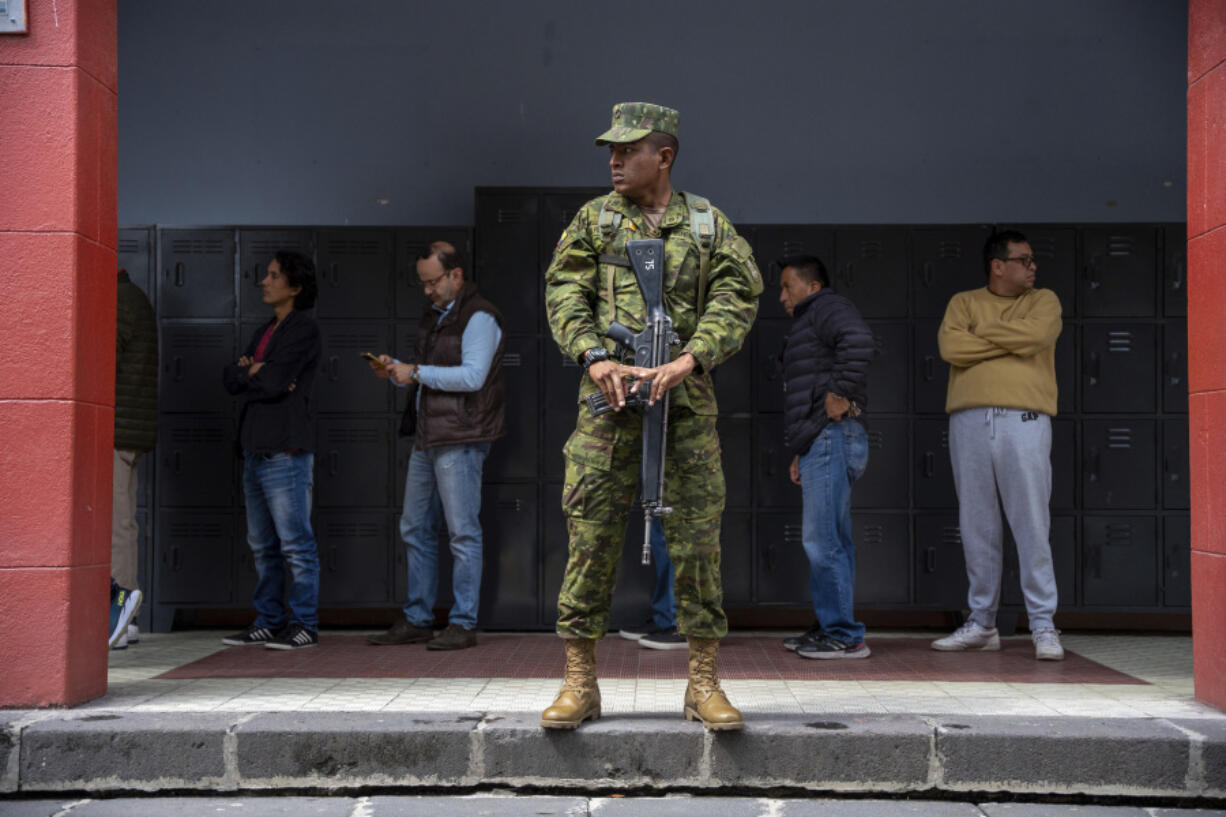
[[360, 352, 386, 368]]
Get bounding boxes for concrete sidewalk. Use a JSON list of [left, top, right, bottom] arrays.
[[2, 631, 1224, 804]]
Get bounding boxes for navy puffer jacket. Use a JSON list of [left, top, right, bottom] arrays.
[[780, 288, 875, 456]]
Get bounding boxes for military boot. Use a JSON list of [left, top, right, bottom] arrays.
[[540, 638, 601, 729], [684, 636, 743, 731]]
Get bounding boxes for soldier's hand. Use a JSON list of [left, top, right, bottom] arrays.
[[370, 354, 394, 379], [825, 392, 851, 421], [630, 353, 697, 406], [789, 455, 801, 485], [588, 359, 626, 410]]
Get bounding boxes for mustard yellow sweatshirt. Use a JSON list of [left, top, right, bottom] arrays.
[[938, 286, 1062, 415]]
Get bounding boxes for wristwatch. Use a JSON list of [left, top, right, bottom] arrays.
[[581, 346, 610, 374]]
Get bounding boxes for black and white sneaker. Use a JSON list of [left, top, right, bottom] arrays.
[[796, 634, 871, 660], [221, 624, 279, 646], [639, 627, 687, 650], [619, 618, 656, 641], [783, 623, 825, 652], [265, 623, 318, 650]]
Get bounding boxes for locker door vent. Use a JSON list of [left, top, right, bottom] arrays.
[[169, 331, 228, 351], [781, 523, 803, 546], [326, 428, 383, 444], [867, 430, 886, 450], [249, 239, 308, 254], [857, 240, 884, 260], [496, 499, 525, 512], [1105, 523, 1133, 545], [497, 209, 525, 224], [168, 519, 225, 538], [326, 238, 381, 256], [503, 353, 523, 368], [170, 427, 226, 444], [781, 240, 808, 256], [1107, 331, 1134, 353], [327, 330, 383, 349], [1107, 236, 1136, 257], [941, 525, 963, 546], [861, 524, 885, 546], [1107, 428, 1133, 449], [1030, 237, 1057, 261], [324, 521, 381, 539], [170, 239, 225, 255], [119, 239, 141, 254], [936, 241, 963, 260]]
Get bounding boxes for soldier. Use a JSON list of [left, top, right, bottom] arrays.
[[542, 102, 762, 730]]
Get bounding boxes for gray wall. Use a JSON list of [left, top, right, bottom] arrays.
[[118, 1, 1187, 227]]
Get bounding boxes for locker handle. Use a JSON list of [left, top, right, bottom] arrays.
[[1088, 448, 1099, 483], [329, 355, 340, 380], [764, 541, 775, 573], [1172, 258, 1184, 291], [925, 546, 936, 573], [173, 356, 184, 382], [923, 451, 935, 478], [330, 263, 340, 286], [923, 355, 935, 382], [1089, 545, 1102, 580], [252, 263, 263, 286], [1088, 352, 1100, 385], [1085, 257, 1101, 290], [174, 262, 185, 287], [172, 546, 181, 572], [329, 546, 338, 572], [844, 261, 856, 288], [921, 262, 933, 287], [1166, 352, 1182, 385], [329, 450, 339, 476]]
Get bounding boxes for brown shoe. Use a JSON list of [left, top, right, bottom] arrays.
[[367, 617, 433, 646], [426, 623, 477, 651], [684, 636, 743, 731], [541, 638, 600, 729]]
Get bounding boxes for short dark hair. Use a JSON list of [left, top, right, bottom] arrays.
[[777, 254, 829, 289], [643, 131, 679, 167], [275, 250, 317, 310], [418, 241, 464, 276], [984, 229, 1028, 277]]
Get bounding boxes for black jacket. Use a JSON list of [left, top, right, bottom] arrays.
[[781, 288, 874, 456], [223, 310, 321, 454]]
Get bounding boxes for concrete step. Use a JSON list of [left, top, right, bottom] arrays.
[[4, 711, 1224, 801]]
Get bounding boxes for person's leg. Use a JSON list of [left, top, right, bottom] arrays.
[[994, 412, 1058, 631], [949, 408, 1005, 630], [797, 421, 867, 645], [648, 516, 676, 631], [435, 442, 491, 630], [261, 452, 320, 632], [111, 449, 142, 591], [243, 453, 287, 631], [400, 447, 443, 629]]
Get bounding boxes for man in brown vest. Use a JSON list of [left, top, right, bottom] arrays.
[[367, 241, 506, 651]]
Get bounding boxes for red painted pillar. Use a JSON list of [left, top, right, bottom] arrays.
[[0, 1, 118, 706], [1188, 0, 1226, 711]]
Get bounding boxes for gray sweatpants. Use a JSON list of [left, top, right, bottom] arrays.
[[948, 408, 1057, 631]]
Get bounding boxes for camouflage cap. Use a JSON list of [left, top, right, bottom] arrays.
[[594, 102, 680, 146]]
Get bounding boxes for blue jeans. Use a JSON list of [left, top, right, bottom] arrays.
[[243, 452, 319, 632], [648, 516, 676, 630], [400, 442, 490, 630], [798, 419, 869, 643]]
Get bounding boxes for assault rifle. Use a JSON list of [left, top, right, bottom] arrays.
[[583, 239, 679, 565]]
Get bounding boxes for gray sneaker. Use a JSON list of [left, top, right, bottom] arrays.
[[1032, 628, 1065, 661], [931, 622, 1001, 652]]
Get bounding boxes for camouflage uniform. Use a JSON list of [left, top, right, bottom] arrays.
[[545, 188, 762, 640]]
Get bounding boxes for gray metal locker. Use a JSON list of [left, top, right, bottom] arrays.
[[721, 511, 753, 606], [751, 226, 836, 321], [913, 514, 969, 608], [158, 229, 236, 318], [1057, 320, 1076, 415], [316, 321, 392, 414], [1001, 515, 1076, 609], [753, 415, 798, 509], [317, 511, 391, 605], [474, 191, 541, 334], [118, 227, 154, 297], [1082, 516, 1159, 607], [1163, 320, 1188, 413], [915, 419, 957, 509], [314, 417, 390, 508], [1052, 419, 1076, 511], [1081, 324, 1157, 413], [1018, 226, 1077, 318], [911, 227, 991, 318], [1082, 420, 1156, 509], [484, 337, 540, 481], [754, 512, 808, 605], [315, 229, 393, 319], [913, 319, 949, 414], [392, 323, 418, 415], [161, 322, 236, 413], [479, 484, 540, 627], [832, 228, 909, 318], [155, 511, 234, 603], [713, 341, 753, 416], [156, 415, 235, 508], [853, 512, 910, 605], [541, 483, 567, 627], [752, 319, 788, 414], [1163, 515, 1191, 607], [852, 418, 910, 509], [1163, 418, 1190, 510], [238, 229, 315, 317], [1081, 227, 1157, 317], [1163, 224, 1187, 317], [719, 417, 751, 509], [395, 227, 470, 321], [867, 321, 909, 413]]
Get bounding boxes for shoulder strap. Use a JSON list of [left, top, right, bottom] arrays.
[[596, 195, 624, 311], [685, 192, 715, 316]]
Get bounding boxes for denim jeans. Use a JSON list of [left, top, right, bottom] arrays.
[[243, 451, 319, 632], [400, 442, 490, 630], [798, 419, 869, 643], [648, 516, 676, 630]]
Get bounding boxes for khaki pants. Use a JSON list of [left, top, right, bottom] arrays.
[[112, 449, 142, 590]]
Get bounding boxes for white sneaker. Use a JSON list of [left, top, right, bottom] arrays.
[[1032, 628, 1065, 661], [127, 624, 140, 643], [111, 629, 129, 650], [931, 622, 1001, 651]]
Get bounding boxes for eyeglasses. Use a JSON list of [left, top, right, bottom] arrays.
[[418, 269, 451, 289], [1003, 255, 1037, 268]]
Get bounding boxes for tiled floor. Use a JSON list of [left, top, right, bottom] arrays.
[[91, 630, 1224, 720]]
